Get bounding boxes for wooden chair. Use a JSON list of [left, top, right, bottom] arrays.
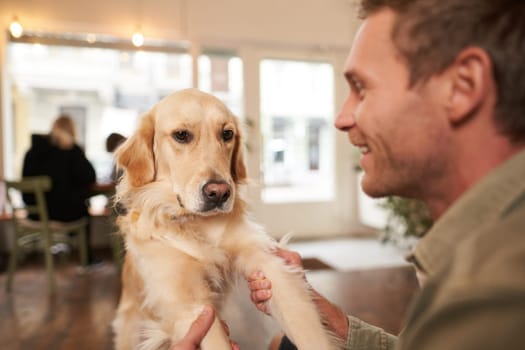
[[4, 176, 89, 293], [89, 182, 124, 270]]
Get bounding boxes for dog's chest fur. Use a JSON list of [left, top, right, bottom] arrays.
[[126, 214, 236, 305]]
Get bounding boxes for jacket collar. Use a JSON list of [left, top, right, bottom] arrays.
[[408, 149, 525, 281]]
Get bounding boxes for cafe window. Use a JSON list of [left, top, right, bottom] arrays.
[[198, 51, 243, 117], [259, 58, 335, 203], [5, 41, 192, 182]]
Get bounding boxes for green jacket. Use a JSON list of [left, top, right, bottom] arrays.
[[347, 149, 525, 350]]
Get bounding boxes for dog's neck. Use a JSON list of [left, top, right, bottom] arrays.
[[124, 207, 231, 258]]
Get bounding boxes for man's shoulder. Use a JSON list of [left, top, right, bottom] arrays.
[[445, 206, 525, 294]]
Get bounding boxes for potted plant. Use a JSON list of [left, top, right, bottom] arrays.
[[379, 196, 433, 248]]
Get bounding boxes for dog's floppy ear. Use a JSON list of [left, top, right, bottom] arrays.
[[115, 110, 156, 187], [231, 120, 247, 184]]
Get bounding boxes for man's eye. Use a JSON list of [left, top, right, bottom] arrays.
[[172, 130, 193, 143], [352, 80, 365, 98], [222, 130, 234, 142]]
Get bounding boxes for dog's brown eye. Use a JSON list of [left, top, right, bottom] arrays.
[[172, 130, 193, 143], [222, 130, 234, 142]]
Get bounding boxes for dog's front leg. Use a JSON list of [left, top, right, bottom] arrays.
[[223, 223, 339, 350]]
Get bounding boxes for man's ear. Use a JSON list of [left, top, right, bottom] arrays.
[[445, 47, 495, 124], [115, 109, 156, 187]]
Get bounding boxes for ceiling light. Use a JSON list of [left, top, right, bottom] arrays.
[[9, 17, 23, 39], [86, 33, 97, 44], [131, 28, 144, 47]]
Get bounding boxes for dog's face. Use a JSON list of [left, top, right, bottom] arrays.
[[115, 88, 246, 216]]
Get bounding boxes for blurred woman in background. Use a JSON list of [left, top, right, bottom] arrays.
[[22, 114, 99, 265]]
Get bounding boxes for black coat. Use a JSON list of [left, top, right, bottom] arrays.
[[22, 134, 96, 222]]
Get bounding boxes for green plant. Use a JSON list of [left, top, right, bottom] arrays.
[[380, 196, 433, 245]]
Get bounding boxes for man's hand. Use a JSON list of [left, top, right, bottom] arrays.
[[170, 305, 240, 350], [246, 248, 303, 315], [246, 248, 349, 341]]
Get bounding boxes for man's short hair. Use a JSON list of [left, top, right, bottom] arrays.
[[358, 0, 525, 143]]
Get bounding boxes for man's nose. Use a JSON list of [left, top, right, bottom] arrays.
[[334, 95, 357, 131]]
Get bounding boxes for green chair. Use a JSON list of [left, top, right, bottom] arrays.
[[89, 183, 124, 270], [4, 176, 89, 294]]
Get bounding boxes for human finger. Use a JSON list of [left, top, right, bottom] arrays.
[[221, 320, 230, 336], [171, 305, 215, 349], [250, 288, 272, 304], [248, 276, 272, 291], [246, 270, 266, 282], [274, 248, 303, 268], [255, 301, 270, 315]]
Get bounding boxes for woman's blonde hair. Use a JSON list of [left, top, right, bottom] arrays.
[[50, 115, 76, 149]]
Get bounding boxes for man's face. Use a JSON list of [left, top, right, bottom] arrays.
[[336, 8, 450, 199]]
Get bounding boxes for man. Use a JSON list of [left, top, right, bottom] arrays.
[[249, 0, 525, 349], [174, 0, 525, 348]]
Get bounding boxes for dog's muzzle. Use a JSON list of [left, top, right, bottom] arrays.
[[201, 180, 231, 212]]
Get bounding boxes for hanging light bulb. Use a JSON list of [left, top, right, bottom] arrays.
[[131, 27, 144, 47], [9, 16, 24, 39], [86, 33, 97, 44]]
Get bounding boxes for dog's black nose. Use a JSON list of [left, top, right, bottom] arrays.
[[202, 181, 231, 208]]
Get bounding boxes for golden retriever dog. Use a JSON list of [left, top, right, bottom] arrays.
[[112, 88, 339, 350]]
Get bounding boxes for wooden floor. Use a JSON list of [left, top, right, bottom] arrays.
[[0, 251, 419, 350]]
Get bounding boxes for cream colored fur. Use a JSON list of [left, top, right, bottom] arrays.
[[112, 88, 339, 350]]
